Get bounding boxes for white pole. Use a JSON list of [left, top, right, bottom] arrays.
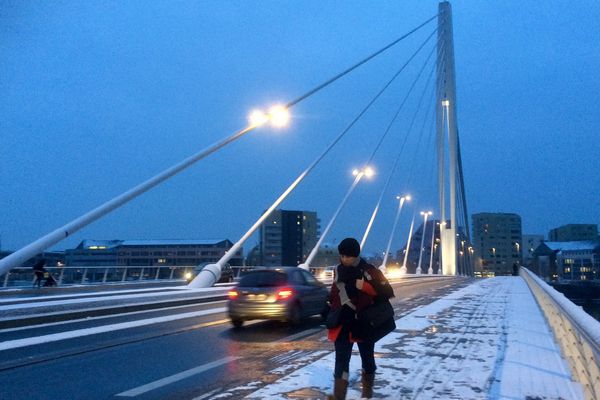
[[416, 212, 431, 274], [428, 220, 437, 274], [400, 212, 416, 274], [0, 124, 258, 277], [380, 195, 409, 272], [299, 171, 365, 270], [189, 167, 313, 287]]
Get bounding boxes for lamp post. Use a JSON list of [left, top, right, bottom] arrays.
[[427, 220, 437, 274], [380, 195, 410, 272], [416, 211, 432, 274], [1, 105, 291, 278], [400, 213, 416, 275], [298, 166, 374, 270]]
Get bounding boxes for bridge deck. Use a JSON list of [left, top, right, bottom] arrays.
[[0, 277, 585, 399], [248, 277, 584, 399]]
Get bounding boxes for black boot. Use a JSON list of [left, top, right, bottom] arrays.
[[327, 378, 348, 400], [361, 372, 375, 399]]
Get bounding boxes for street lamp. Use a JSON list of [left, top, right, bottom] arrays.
[[248, 104, 290, 128], [1, 102, 293, 278], [298, 166, 375, 270], [416, 211, 432, 274], [400, 213, 416, 275], [380, 194, 410, 272], [427, 220, 437, 274]]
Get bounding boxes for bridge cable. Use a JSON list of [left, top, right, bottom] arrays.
[[360, 43, 438, 249], [299, 31, 438, 267], [285, 14, 439, 109], [211, 29, 439, 272]]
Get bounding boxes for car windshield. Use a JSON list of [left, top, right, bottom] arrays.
[[238, 271, 288, 287]]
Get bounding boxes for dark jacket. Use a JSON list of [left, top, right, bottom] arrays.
[[327, 258, 394, 342]]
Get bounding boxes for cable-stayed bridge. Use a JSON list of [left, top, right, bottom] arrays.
[[0, 3, 598, 399], [0, 3, 471, 283]]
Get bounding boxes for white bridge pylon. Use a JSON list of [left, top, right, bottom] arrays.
[[436, 1, 467, 276]]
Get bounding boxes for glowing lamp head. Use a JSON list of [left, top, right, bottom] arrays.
[[352, 169, 360, 176], [268, 105, 290, 128], [248, 109, 269, 127], [363, 166, 375, 178]]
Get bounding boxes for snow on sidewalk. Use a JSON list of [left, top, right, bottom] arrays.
[[243, 277, 583, 399]]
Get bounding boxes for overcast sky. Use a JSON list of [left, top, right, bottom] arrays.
[[2, 1, 599, 256]]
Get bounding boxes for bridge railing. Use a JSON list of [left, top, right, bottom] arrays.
[[521, 267, 600, 400], [0, 265, 333, 288]]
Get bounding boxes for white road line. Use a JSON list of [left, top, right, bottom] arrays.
[[0, 288, 227, 311], [116, 356, 240, 397], [191, 387, 222, 400], [0, 300, 226, 334], [0, 307, 226, 351]]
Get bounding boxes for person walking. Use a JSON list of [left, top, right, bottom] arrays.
[[32, 258, 45, 288], [326, 238, 395, 400]]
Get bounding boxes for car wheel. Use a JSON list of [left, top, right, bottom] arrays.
[[231, 318, 244, 328], [288, 303, 302, 325]]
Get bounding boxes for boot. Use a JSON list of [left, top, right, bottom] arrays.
[[327, 378, 348, 400], [361, 372, 375, 399]]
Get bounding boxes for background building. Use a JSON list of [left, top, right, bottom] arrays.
[[65, 239, 243, 266], [259, 209, 319, 266], [472, 213, 522, 276], [533, 241, 600, 281], [548, 224, 598, 242], [522, 234, 544, 266]]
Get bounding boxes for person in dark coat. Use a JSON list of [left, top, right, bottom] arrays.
[[32, 259, 45, 288], [326, 238, 395, 400]]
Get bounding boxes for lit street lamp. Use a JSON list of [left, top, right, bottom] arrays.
[[298, 166, 375, 270], [400, 212, 416, 275], [380, 195, 410, 272], [416, 211, 432, 274], [427, 221, 437, 274], [0, 104, 292, 278]]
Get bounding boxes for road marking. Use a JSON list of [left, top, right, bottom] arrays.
[[0, 307, 226, 351], [0, 300, 227, 334], [116, 356, 240, 397], [191, 387, 222, 400]]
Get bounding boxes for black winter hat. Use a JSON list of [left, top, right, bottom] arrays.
[[338, 237, 361, 257]]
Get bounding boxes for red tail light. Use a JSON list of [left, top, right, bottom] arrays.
[[276, 288, 293, 300], [228, 290, 239, 299]]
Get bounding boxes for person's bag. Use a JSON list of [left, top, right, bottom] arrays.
[[358, 298, 394, 328], [325, 307, 341, 329], [357, 298, 396, 342]]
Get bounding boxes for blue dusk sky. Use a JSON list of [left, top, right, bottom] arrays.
[[1, 1, 599, 256]]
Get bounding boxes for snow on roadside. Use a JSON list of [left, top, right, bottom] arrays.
[[243, 278, 583, 399]]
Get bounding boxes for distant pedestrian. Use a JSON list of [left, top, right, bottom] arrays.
[[512, 263, 519, 276], [32, 259, 45, 288], [326, 238, 395, 400]]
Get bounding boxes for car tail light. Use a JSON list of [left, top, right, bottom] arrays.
[[276, 288, 293, 300], [228, 290, 239, 299]]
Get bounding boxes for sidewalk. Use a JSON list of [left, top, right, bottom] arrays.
[[244, 277, 584, 399]]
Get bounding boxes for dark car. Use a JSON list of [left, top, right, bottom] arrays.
[[185, 262, 234, 283], [227, 267, 329, 328]]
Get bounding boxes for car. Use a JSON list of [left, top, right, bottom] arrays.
[[227, 267, 329, 328], [185, 262, 234, 283]]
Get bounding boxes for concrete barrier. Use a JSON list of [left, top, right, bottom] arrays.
[[521, 267, 600, 400]]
